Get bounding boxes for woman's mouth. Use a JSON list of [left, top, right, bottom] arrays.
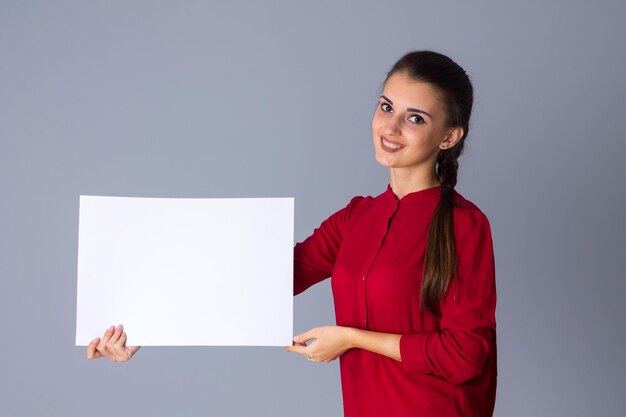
[[380, 136, 405, 153]]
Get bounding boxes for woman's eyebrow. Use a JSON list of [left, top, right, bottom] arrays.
[[380, 95, 432, 119]]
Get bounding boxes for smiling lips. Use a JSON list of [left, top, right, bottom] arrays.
[[380, 136, 405, 153]]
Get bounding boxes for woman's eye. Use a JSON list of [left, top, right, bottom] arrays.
[[409, 114, 425, 124], [380, 102, 392, 112]]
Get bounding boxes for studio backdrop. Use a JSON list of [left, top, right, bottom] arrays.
[[1, 1, 624, 416]]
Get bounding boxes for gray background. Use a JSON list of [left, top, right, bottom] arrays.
[[1, 1, 625, 416]]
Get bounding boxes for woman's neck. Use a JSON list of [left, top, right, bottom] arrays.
[[389, 168, 441, 200]]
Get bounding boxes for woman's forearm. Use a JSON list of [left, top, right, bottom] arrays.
[[346, 327, 402, 362]]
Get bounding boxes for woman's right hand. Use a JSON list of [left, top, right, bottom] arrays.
[[86, 324, 141, 362]]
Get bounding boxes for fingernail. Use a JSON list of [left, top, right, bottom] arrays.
[[92, 338, 99, 344]]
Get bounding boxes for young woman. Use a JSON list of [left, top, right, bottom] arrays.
[[87, 50, 497, 417], [284, 50, 497, 416]]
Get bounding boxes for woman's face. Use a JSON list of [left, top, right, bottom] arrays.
[[372, 71, 458, 172]]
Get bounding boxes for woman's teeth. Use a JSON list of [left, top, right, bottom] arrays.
[[381, 137, 403, 151], [383, 139, 400, 149]]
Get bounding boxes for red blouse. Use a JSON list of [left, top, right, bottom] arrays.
[[294, 184, 497, 417]]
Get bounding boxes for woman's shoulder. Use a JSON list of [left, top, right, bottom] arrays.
[[452, 190, 492, 238], [329, 190, 386, 226], [339, 194, 374, 217], [453, 189, 489, 215]]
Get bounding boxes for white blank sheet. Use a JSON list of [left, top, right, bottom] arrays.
[[75, 195, 294, 347]]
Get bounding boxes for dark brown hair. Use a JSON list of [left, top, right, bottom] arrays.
[[382, 50, 473, 316]]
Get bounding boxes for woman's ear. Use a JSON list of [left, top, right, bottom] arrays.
[[439, 127, 464, 149]]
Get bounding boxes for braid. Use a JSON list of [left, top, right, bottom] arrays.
[[422, 145, 463, 316], [437, 148, 460, 192]]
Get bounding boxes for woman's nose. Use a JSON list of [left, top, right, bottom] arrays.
[[384, 115, 402, 136]]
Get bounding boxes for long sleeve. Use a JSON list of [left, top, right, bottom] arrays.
[[293, 196, 364, 295], [399, 207, 497, 384]]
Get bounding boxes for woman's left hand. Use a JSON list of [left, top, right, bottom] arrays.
[[284, 326, 354, 363]]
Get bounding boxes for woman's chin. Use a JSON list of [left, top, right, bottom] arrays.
[[374, 153, 397, 168]]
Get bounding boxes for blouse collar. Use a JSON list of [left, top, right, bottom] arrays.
[[382, 183, 443, 205]]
